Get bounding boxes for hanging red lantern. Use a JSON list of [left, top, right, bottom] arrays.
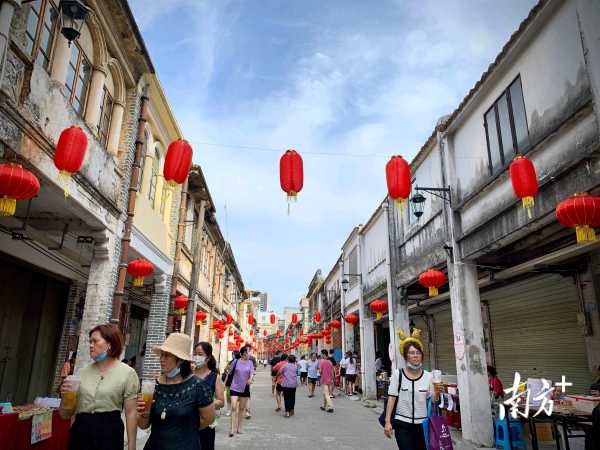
[[280, 149, 304, 212], [228, 329, 234, 336], [250, 329, 254, 336], [419, 269, 447, 297], [510, 156, 538, 219], [248, 314, 255, 325], [314, 332, 324, 339], [325, 336, 332, 344], [276, 329, 281, 338], [127, 258, 154, 287], [386, 155, 411, 209], [0, 163, 40, 217], [263, 329, 267, 337], [330, 319, 341, 330], [226, 314, 233, 325], [369, 299, 388, 320], [556, 192, 600, 243], [287, 329, 292, 337], [291, 313, 298, 324], [174, 295, 188, 315], [54, 126, 87, 197], [163, 139, 193, 187], [299, 329, 304, 336], [313, 311, 321, 323], [270, 313, 277, 324], [195, 310, 207, 325], [344, 313, 359, 326], [322, 328, 331, 337]]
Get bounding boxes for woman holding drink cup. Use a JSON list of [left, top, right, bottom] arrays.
[[383, 328, 441, 450], [137, 333, 215, 450], [59, 323, 140, 450]]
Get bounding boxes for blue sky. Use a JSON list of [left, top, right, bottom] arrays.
[[129, 0, 536, 314]]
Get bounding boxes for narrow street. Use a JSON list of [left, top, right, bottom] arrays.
[[213, 367, 396, 450]]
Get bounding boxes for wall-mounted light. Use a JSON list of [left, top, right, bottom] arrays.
[[59, 0, 91, 45]]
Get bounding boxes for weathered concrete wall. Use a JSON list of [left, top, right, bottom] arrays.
[[361, 208, 388, 299]]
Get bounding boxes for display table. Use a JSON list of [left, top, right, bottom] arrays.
[[0, 409, 70, 450]]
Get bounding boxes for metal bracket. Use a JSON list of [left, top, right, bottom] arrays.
[[49, 223, 69, 250], [415, 185, 452, 205]]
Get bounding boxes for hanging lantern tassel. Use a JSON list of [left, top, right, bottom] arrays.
[[428, 286, 439, 297], [0, 196, 16, 216], [287, 191, 297, 215], [522, 196, 534, 220], [576, 225, 596, 243], [133, 276, 144, 287], [376, 312, 383, 320], [57, 170, 73, 197]]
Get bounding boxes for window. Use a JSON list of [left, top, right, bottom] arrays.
[[484, 76, 530, 174], [348, 247, 358, 288], [97, 87, 113, 148], [65, 43, 91, 115], [159, 184, 168, 215], [137, 130, 149, 192], [148, 148, 160, 206], [25, 0, 58, 70]]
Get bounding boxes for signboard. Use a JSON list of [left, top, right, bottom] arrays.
[[31, 410, 52, 444]]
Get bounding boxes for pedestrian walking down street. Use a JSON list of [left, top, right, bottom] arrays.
[[194, 342, 225, 450], [339, 352, 348, 393], [328, 349, 338, 398], [222, 351, 239, 417], [137, 333, 215, 450], [59, 324, 139, 450], [272, 353, 288, 412], [318, 349, 334, 413], [227, 345, 255, 437], [278, 355, 299, 417], [270, 351, 281, 395], [307, 353, 319, 397], [245, 347, 258, 419], [298, 354, 309, 385], [383, 329, 440, 450], [345, 351, 357, 396]]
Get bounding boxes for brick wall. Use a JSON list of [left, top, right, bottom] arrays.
[[142, 274, 172, 381]]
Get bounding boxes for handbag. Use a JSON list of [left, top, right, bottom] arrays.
[[378, 369, 402, 427], [427, 402, 454, 450], [225, 359, 238, 388]]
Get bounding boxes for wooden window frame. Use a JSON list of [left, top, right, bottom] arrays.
[[483, 75, 530, 175], [97, 86, 114, 149], [148, 148, 160, 206], [65, 42, 91, 116], [25, 0, 59, 70]]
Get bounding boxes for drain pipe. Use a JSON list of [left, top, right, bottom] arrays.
[[111, 86, 149, 328]]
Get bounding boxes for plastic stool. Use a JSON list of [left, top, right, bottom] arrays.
[[494, 418, 527, 450]]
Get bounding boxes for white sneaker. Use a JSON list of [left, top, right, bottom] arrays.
[[225, 411, 231, 417]]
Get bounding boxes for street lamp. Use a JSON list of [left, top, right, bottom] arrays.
[[410, 192, 426, 218], [341, 273, 362, 292], [408, 185, 452, 220], [59, 0, 91, 44]]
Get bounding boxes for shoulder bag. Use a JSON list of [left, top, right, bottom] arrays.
[[224, 359, 238, 388], [378, 369, 402, 427]]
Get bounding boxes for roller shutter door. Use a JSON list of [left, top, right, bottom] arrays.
[[486, 274, 590, 392], [433, 309, 456, 375]]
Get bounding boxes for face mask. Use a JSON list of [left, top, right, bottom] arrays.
[[407, 361, 422, 370], [162, 366, 181, 378], [93, 351, 108, 363], [193, 356, 206, 367]]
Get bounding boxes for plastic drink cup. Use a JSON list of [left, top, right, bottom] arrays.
[[432, 370, 442, 383], [62, 375, 80, 410], [141, 380, 155, 412]]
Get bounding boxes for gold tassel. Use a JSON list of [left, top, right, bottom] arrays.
[[376, 312, 383, 320], [0, 197, 16, 216], [57, 170, 72, 197], [428, 287, 439, 297], [133, 276, 144, 287], [522, 196, 534, 220], [394, 197, 406, 217], [575, 225, 596, 243]]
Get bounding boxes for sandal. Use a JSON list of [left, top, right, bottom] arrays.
[[275, 407, 281, 412]]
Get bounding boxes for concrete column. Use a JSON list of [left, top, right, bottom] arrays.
[[106, 100, 124, 156], [0, 0, 20, 88], [74, 230, 119, 371], [361, 315, 377, 399], [184, 200, 207, 337], [356, 234, 368, 397], [50, 35, 70, 85], [448, 260, 493, 447], [84, 66, 107, 130], [142, 274, 171, 381], [339, 260, 347, 356]]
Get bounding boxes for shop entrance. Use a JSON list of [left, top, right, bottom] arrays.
[[0, 254, 69, 403], [124, 304, 148, 374], [374, 321, 391, 375]]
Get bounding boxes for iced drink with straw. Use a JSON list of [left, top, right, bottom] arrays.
[[62, 374, 80, 411]]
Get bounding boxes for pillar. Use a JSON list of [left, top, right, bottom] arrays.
[[0, 0, 20, 88], [448, 260, 493, 447], [50, 34, 70, 85], [106, 101, 124, 156], [142, 274, 171, 381], [84, 66, 107, 130], [74, 230, 119, 371], [361, 315, 377, 399]]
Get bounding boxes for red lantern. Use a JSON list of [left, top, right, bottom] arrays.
[[228, 330, 234, 336], [54, 126, 88, 196], [287, 329, 292, 337], [270, 313, 276, 324], [510, 156, 538, 219], [174, 295, 188, 315], [299, 329, 304, 336], [280, 149, 303, 213], [325, 336, 332, 344], [127, 258, 154, 287], [263, 329, 267, 337], [386, 155, 411, 209], [164, 139, 193, 187], [322, 328, 331, 337], [556, 192, 600, 243], [369, 299, 388, 320], [291, 313, 298, 324], [314, 332, 323, 339], [313, 311, 321, 323], [419, 269, 447, 297], [0, 163, 40, 217], [226, 314, 233, 325], [276, 329, 281, 337], [344, 313, 359, 326], [330, 320, 341, 330], [250, 329, 254, 336], [195, 310, 207, 325], [248, 314, 255, 325]]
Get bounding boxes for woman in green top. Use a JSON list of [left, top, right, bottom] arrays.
[[59, 323, 140, 450]]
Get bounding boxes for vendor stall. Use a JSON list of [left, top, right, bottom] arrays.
[[0, 405, 70, 450]]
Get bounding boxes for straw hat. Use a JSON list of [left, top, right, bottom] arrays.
[[152, 333, 193, 361]]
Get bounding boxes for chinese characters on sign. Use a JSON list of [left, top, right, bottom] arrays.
[[500, 372, 573, 419]]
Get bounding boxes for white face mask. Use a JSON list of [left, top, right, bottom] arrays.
[[407, 361, 422, 370], [193, 355, 206, 368]]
